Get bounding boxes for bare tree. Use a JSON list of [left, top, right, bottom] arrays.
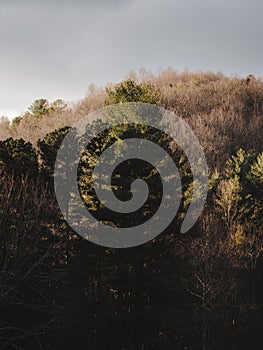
[[0, 169, 67, 349]]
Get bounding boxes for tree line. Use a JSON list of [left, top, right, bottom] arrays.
[[0, 72, 263, 349]]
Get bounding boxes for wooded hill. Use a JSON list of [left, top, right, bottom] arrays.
[[0, 69, 263, 349]]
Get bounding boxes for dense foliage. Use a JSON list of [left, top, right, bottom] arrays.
[[0, 70, 263, 349]]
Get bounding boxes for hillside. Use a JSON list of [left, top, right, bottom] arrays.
[[0, 69, 263, 350]]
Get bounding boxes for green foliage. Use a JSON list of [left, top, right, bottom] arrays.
[[215, 177, 244, 227], [209, 169, 220, 191], [225, 149, 255, 182], [105, 79, 162, 105], [28, 98, 50, 118], [248, 152, 263, 184], [213, 149, 263, 228], [37, 126, 71, 175], [0, 137, 38, 172], [247, 152, 263, 217]]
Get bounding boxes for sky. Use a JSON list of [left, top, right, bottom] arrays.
[[0, 0, 262, 119]]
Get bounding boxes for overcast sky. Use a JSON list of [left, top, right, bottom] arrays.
[[0, 0, 262, 118]]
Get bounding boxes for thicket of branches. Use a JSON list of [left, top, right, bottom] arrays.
[[0, 69, 263, 349]]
